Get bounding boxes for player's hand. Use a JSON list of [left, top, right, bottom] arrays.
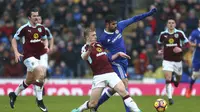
[[173, 47, 182, 53], [158, 50, 163, 55], [88, 43, 95, 52], [14, 52, 23, 63], [150, 7, 157, 14], [118, 52, 131, 59]]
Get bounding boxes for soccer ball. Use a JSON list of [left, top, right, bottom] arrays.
[[154, 98, 167, 112]]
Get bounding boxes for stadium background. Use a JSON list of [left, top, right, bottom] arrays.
[[0, 0, 200, 95]]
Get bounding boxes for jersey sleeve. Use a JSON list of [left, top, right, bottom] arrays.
[[118, 11, 153, 31], [81, 45, 88, 59], [179, 31, 189, 44], [157, 32, 164, 44], [189, 30, 196, 42], [14, 26, 25, 40], [45, 27, 53, 39], [41, 26, 47, 39]]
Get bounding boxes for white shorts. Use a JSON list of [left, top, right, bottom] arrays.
[[91, 72, 121, 89], [40, 53, 48, 69], [23, 54, 48, 72], [162, 60, 182, 75], [24, 57, 40, 72]]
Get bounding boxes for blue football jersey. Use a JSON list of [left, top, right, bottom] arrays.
[[189, 28, 200, 63], [98, 11, 154, 67]]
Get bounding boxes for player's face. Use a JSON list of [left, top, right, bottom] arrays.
[[29, 12, 39, 25], [167, 19, 176, 30], [108, 21, 117, 32], [87, 31, 97, 43]]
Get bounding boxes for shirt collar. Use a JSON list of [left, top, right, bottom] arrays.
[[104, 29, 114, 34], [165, 28, 178, 34], [27, 21, 39, 28]]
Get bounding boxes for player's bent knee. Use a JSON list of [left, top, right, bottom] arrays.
[[34, 79, 44, 87], [89, 100, 98, 108]]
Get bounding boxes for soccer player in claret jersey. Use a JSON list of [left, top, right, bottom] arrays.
[[71, 28, 141, 112], [157, 18, 189, 105], [94, 7, 157, 112], [9, 8, 48, 112], [185, 19, 200, 98]]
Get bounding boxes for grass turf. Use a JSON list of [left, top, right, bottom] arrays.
[[0, 96, 199, 112]]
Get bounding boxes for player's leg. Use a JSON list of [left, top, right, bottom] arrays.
[[109, 72, 141, 112], [33, 65, 48, 112], [33, 54, 48, 112], [9, 57, 38, 109], [162, 60, 174, 105], [9, 72, 33, 109], [172, 61, 183, 87], [113, 63, 131, 112], [72, 75, 106, 112], [94, 64, 130, 111], [72, 87, 104, 112], [163, 70, 173, 105], [186, 70, 200, 98]]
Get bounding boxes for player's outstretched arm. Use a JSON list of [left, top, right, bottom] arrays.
[[81, 44, 93, 60], [118, 8, 157, 30], [111, 52, 131, 60], [49, 37, 54, 52], [11, 38, 23, 63]]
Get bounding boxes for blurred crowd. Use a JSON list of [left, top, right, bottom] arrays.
[[0, 0, 198, 80]]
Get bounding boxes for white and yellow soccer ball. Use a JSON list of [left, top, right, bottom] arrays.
[[154, 98, 168, 112]]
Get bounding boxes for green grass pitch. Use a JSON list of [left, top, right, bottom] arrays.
[[0, 96, 199, 112]]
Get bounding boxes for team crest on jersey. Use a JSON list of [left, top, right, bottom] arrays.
[[168, 38, 174, 44], [33, 33, 39, 39], [174, 33, 179, 38], [115, 30, 119, 34], [96, 47, 102, 52], [38, 28, 42, 32]]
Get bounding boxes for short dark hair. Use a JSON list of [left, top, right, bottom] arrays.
[[27, 8, 39, 17], [167, 17, 175, 21], [105, 15, 117, 23]]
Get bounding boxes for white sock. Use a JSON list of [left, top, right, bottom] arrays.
[[124, 96, 140, 112], [15, 81, 28, 96], [78, 101, 89, 111], [34, 85, 43, 100], [166, 83, 172, 99]]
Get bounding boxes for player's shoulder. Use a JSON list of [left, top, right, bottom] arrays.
[[36, 23, 46, 29], [175, 29, 185, 35], [18, 23, 29, 30], [159, 30, 168, 36], [98, 31, 107, 41], [44, 27, 50, 31], [191, 29, 198, 34]]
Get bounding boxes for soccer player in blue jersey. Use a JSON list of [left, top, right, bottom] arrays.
[[92, 8, 157, 112], [185, 20, 200, 98]]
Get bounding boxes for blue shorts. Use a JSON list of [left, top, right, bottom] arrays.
[[192, 62, 200, 72], [111, 62, 127, 79]]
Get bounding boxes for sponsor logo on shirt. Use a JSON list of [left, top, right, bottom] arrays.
[[112, 34, 122, 43]]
